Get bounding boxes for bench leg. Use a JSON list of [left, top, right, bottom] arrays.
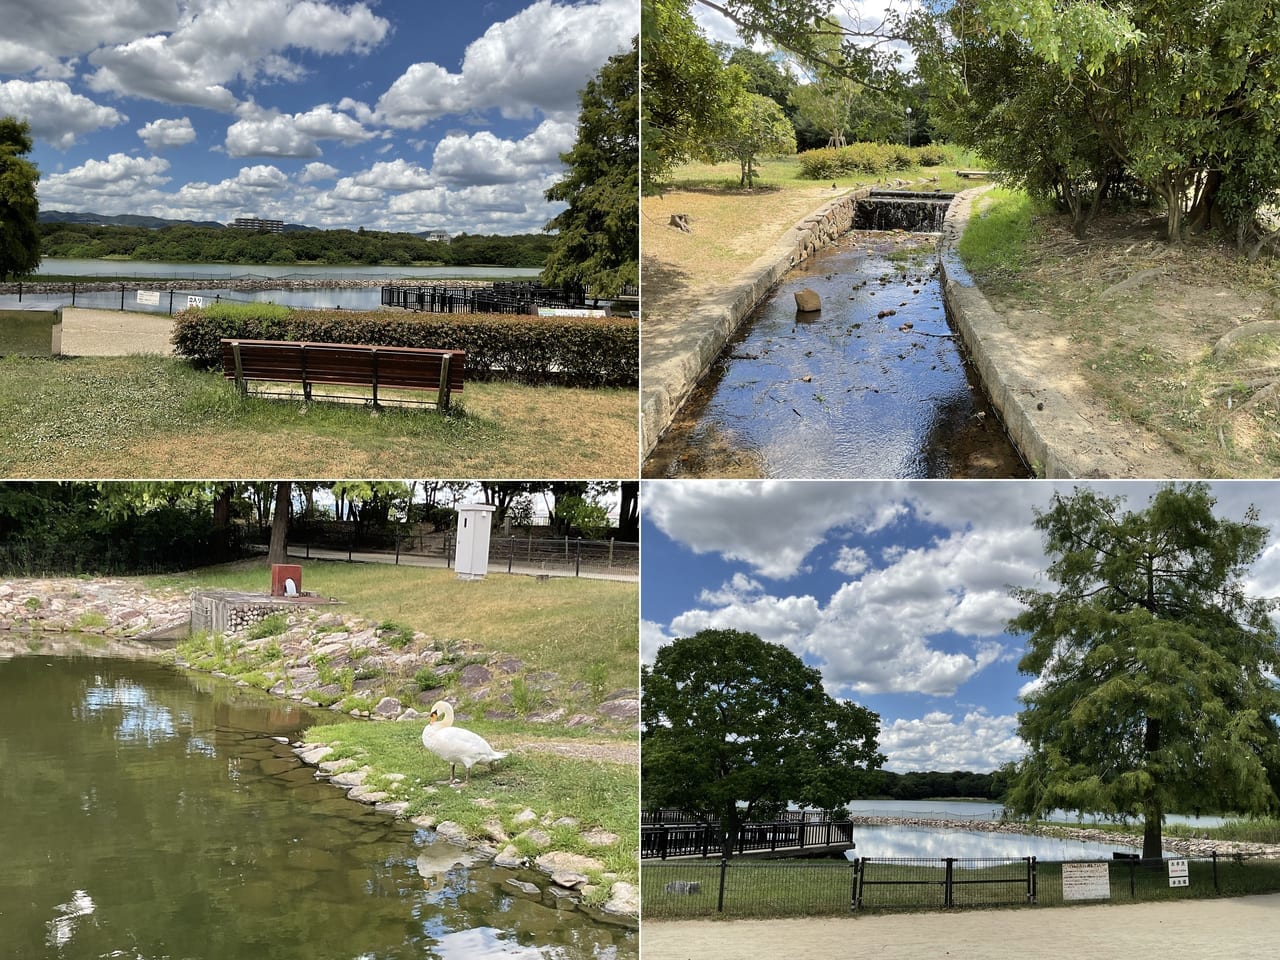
[[231, 341, 247, 397], [437, 354, 451, 411]]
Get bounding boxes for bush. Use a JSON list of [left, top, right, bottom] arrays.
[[171, 306, 639, 388], [796, 142, 956, 180]]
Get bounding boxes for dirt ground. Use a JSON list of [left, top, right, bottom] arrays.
[[641, 893, 1280, 959], [59, 307, 175, 356]]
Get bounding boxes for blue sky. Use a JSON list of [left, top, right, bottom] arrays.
[[0, 0, 634, 233], [641, 480, 1280, 773]]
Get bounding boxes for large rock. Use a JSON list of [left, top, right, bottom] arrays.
[[373, 696, 402, 718], [601, 881, 639, 917], [794, 288, 821, 312], [534, 851, 605, 877]]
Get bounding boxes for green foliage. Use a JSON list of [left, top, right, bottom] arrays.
[[511, 675, 535, 715], [955, 188, 1039, 280], [1006, 483, 1280, 860], [540, 41, 638, 297], [710, 91, 796, 188], [23, 596, 40, 611], [38, 220, 554, 268], [244, 613, 288, 640], [377, 620, 416, 649], [0, 116, 40, 281], [643, 628, 885, 858], [74, 611, 109, 630], [0, 482, 243, 576], [170, 306, 638, 388], [556, 495, 611, 539], [796, 142, 947, 180]]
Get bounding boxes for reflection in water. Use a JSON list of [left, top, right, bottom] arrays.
[[0, 651, 634, 959]]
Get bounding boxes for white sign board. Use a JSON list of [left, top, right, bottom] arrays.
[[1168, 859, 1189, 888], [187, 295, 205, 309], [136, 290, 160, 306], [1061, 862, 1111, 901]]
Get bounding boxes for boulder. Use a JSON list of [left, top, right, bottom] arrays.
[[794, 288, 821, 312]]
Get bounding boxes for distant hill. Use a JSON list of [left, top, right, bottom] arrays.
[[38, 210, 315, 231]]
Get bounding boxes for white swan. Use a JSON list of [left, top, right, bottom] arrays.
[[421, 700, 507, 785]]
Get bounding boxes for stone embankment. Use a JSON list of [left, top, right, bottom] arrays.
[[0, 277, 491, 295], [851, 815, 1280, 861], [0, 577, 190, 638]]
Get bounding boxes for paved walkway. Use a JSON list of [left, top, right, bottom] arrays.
[[59, 307, 175, 356], [281, 543, 638, 583], [642, 893, 1280, 959]]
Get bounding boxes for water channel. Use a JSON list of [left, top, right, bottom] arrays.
[[0, 646, 634, 960], [643, 230, 1029, 479]]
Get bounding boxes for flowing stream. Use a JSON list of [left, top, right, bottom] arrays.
[[0, 647, 634, 960], [643, 227, 1029, 478]]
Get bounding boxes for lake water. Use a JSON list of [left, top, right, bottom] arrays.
[[0, 648, 634, 960], [847, 824, 1157, 861]]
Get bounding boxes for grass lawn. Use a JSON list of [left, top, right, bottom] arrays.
[[154, 558, 638, 697], [0, 354, 636, 477], [642, 855, 1280, 919]]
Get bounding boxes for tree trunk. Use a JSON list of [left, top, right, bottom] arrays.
[[212, 484, 233, 529], [720, 807, 741, 860], [267, 481, 292, 566], [1142, 716, 1163, 861]]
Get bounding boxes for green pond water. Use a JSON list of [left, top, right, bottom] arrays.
[[0, 647, 635, 960]]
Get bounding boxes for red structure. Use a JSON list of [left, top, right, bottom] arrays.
[[270, 564, 302, 597]]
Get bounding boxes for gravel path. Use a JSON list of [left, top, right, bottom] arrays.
[[642, 894, 1280, 959], [60, 307, 175, 356]]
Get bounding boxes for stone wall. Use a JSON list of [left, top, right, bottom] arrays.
[[190, 590, 307, 634]]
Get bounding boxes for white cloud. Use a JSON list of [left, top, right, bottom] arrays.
[[0, 79, 125, 149], [878, 710, 1025, 772], [832, 546, 870, 576], [352, 158, 433, 192], [41, 153, 170, 198], [374, 0, 634, 128], [299, 161, 339, 183], [697, 572, 764, 607], [86, 0, 390, 111], [641, 619, 670, 666], [137, 116, 195, 150], [0, 0, 177, 77]]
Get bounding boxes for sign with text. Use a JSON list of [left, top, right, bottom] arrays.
[[1168, 859, 1189, 888], [187, 295, 205, 309], [1061, 862, 1111, 901], [136, 290, 160, 306]]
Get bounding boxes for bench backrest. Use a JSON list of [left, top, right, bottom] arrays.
[[220, 339, 465, 392]]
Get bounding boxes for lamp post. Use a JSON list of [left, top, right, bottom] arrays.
[[905, 106, 913, 148]]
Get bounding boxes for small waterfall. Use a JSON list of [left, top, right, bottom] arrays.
[[855, 190, 956, 232]]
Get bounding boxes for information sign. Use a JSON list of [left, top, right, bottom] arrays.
[[1061, 862, 1111, 901], [1168, 859, 1189, 888], [136, 290, 160, 306]]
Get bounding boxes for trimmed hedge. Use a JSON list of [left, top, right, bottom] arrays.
[[797, 143, 955, 180], [171, 304, 638, 388]]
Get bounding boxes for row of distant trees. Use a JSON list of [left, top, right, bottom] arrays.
[[0, 480, 639, 577], [38, 222, 557, 270]]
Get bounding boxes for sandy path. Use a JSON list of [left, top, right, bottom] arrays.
[[642, 894, 1280, 959], [60, 307, 175, 356]]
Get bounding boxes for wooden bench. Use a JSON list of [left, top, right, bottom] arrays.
[[220, 338, 464, 410]]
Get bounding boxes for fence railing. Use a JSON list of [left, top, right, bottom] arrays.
[[643, 819, 853, 859], [643, 852, 1259, 919], [381, 281, 592, 314]]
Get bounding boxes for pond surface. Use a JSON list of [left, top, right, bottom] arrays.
[[33, 259, 544, 281], [643, 233, 1029, 478], [0, 649, 633, 960], [847, 824, 1159, 861]]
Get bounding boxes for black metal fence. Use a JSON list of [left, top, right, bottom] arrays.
[[274, 524, 638, 579], [381, 281, 595, 314], [643, 818, 853, 859], [643, 852, 1268, 919]]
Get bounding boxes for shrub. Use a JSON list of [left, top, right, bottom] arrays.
[[171, 306, 638, 388], [245, 612, 288, 640], [913, 144, 952, 167], [797, 142, 955, 180]]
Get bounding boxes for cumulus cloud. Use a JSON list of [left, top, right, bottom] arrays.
[[224, 102, 373, 158], [299, 161, 339, 183], [640, 619, 670, 666], [0, 79, 125, 149], [833, 546, 871, 577], [878, 711, 1025, 772], [86, 0, 390, 111], [138, 116, 195, 150], [374, 0, 634, 128], [0, 0, 177, 77], [42, 153, 170, 196], [429, 118, 575, 186]]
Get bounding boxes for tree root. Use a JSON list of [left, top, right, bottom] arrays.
[[1211, 320, 1280, 359]]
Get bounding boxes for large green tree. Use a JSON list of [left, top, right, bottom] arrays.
[[711, 91, 796, 188], [541, 41, 638, 296], [1006, 484, 1280, 860], [0, 116, 40, 281], [643, 628, 884, 858]]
